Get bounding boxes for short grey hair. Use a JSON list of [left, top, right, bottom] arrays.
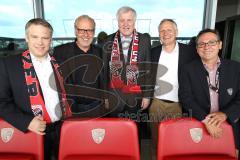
[[116, 6, 137, 21], [158, 19, 178, 31], [74, 15, 96, 30], [25, 18, 53, 36]]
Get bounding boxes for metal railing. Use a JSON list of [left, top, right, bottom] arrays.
[[0, 37, 193, 56]]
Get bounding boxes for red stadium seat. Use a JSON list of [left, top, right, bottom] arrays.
[[0, 119, 44, 160], [58, 118, 140, 160], [157, 118, 237, 160]]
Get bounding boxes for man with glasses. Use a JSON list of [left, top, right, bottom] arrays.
[[53, 15, 104, 117], [149, 19, 198, 155], [179, 28, 240, 152]]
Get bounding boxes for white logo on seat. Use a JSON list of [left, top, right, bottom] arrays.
[[190, 128, 202, 143], [1, 128, 14, 143], [91, 128, 105, 144]]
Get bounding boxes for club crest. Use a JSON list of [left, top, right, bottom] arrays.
[[91, 128, 105, 144], [227, 88, 233, 96], [1, 128, 14, 143], [189, 128, 202, 143], [32, 105, 43, 117]]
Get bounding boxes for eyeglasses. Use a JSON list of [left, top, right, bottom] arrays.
[[76, 28, 95, 34], [197, 40, 219, 48]]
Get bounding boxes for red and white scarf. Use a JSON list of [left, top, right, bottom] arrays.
[[22, 50, 72, 123], [109, 30, 141, 94]]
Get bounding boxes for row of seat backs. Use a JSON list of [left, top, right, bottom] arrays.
[[0, 117, 237, 160], [0, 118, 140, 160]]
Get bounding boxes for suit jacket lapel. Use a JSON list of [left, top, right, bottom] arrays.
[[218, 60, 226, 106], [196, 60, 210, 100], [51, 63, 66, 115], [152, 46, 162, 63], [11, 55, 32, 112], [178, 43, 184, 69]]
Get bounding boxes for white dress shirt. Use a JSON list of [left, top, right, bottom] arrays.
[[120, 33, 133, 62], [154, 42, 180, 102], [30, 53, 62, 122]]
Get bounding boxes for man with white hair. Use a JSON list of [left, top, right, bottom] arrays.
[[103, 6, 151, 121]]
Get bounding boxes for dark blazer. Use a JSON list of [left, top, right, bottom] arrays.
[[150, 43, 198, 97], [53, 42, 105, 113], [53, 42, 103, 89], [0, 54, 64, 132], [179, 58, 240, 147], [0, 55, 35, 132], [102, 32, 151, 98]]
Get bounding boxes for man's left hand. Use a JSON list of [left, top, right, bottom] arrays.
[[206, 112, 227, 127]]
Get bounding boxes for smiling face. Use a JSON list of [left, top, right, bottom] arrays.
[[196, 32, 222, 63], [159, 21, 178, 46], [118, 11, 136, 37], [25, 24, 52, 58], [75, 18, 95, 52]]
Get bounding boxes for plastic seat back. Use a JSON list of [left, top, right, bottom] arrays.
[[157, 118, 236, 160], [0, 119, 44, 160], [59, 118, 140, 160]]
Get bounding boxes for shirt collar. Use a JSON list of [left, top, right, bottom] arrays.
[[203, 57, 221, 71], [30, 52, 51, 63], [75, 42, 93, 54], [162, 42, 179, 54], [173, 42, 178, 53], [120, 33, 133, 40]]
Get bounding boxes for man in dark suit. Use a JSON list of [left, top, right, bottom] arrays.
[[53, 15, 105, 117], [102, 6, 151, 119], [149, 19, 198, 153], [0, 18, 71, 160], [179, 29, 240, 151]]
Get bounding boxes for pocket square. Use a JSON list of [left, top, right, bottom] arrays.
[[227, 88, 233, 96]]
